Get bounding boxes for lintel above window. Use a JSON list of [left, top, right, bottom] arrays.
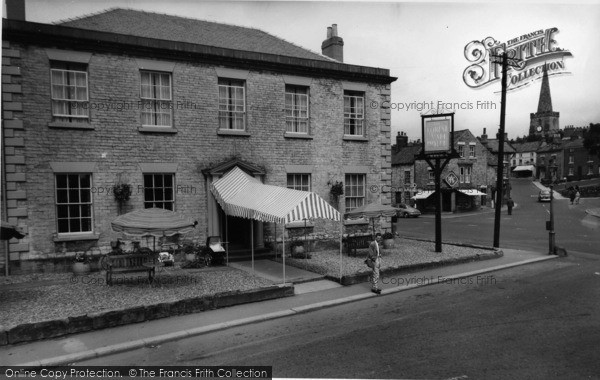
[[50, 162, 96, 173], [136, 58, 175, 72], [215, 67, 249, 80], [46, 49, 92, 63], [283, 75, 312, 87]]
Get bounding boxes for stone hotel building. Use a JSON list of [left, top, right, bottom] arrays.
[[1, 7, 396, 273]]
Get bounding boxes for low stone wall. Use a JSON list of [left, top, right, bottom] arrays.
[[0, 284, 294, 346]]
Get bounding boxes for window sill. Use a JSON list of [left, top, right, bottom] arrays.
[[53, 233, 100, 242], [343, 135, 368, 142], [138, 126, 178, 134], [217, 129, 251, 137], [284, 132, 313, 140], [48, 122, 94, 130]]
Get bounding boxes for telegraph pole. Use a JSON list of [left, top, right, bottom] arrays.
[[491, 52, 521, 248]]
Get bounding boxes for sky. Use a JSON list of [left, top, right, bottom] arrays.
[[7, 0, 600, 142]]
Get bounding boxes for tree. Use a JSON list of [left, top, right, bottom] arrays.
[[583, 123, 600, 160]]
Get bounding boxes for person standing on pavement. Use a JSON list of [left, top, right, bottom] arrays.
[[506, 197, 514, 215], [575, 186, 581, 205], [367, 232, 383, 294]]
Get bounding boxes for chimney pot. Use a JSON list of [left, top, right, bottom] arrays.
[[332, 24, 338, 37], [326, 26, 332, 39]]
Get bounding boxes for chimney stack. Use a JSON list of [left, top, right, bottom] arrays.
[[321, 24, 344, 62], [5, 0, 26, 20], [480, 127, 488, 145], [396, 131, 408, 151]]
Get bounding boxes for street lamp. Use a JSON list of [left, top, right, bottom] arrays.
[[548, 185, 555, 255]]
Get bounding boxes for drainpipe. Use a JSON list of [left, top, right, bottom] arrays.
[[2, 118, 10, 276]]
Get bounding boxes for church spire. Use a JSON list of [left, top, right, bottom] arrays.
[[537, 63, 553, 113]]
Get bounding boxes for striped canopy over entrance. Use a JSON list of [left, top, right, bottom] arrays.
[[211, 167, 341, 223]]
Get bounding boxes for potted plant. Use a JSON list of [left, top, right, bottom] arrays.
[[382, 232, 395, 249], [290, 240, 311, 258], [72, 252, 91, 275], [113, 183, 132, 214], [329, 181, 344, 199]]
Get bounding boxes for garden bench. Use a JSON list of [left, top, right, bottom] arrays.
[[343, 234, 372, 257], [105, 253, 157, 286]]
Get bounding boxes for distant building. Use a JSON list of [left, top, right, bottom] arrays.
[[390, 132, 421, 205], [562, 138, 600, 181], [529, 66, 560, 138], [392, 129, 492, 213], [510, 141, 543, 177]]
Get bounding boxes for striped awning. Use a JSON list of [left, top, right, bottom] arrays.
[[411, 190, 435, 200], [211, 167, 341, 223]]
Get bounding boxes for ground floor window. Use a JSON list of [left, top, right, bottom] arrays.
[[143, 173, 174, 210], [345, 174, 365, 211], [55, 174, 93, 234], [287, 174, 311, 192]]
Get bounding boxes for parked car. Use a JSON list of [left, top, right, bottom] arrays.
[[397, 204, 421, 218], [538, 190, 552, 202]]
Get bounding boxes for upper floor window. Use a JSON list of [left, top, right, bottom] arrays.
[[285, 86, 309, 133], [404, 170, 411, 185], [140, 71, 172, 127], [219, 79, 245, 130], [50, 62, 89, 122], [458, 143, 464, 158], [569, 155, 574, 164], [287, 174, 311, 192], [345, 174, 365, 211], [428, 169, 435, 183], [143, 173, 174, 210], [343, 91, 364, 136], [459, 166, 472, 183], [55, 174, 93, 234], [469, 144, 476, 158]]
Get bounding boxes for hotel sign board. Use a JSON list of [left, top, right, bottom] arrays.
[[421, 113, 455, 158], [424, 119, 451, 153]]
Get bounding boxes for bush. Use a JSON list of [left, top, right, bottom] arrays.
[[382, 232, 394, 240]]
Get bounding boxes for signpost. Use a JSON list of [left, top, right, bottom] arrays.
[[417, 112, 459, 252]]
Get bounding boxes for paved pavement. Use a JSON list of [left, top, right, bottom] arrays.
[[1, 247, 557, 366]]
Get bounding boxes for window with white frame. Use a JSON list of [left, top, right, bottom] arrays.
[[469, 144, 476, 158], [343, 91, 364, 136], [285, 86, 309, 133], [140, 71, 172, 127], [219, 79, 245, 130], [345, 174, 365, 211], [287, 174, 311, 192], [50, 62, 89, 122], [55, 174, 93, 234], [587, 164, 593, 175], [569, 155, 574, 164], [459, 166, 472, 183], [143, 174, 175, 210], [428, 170, 435, 183], [568, 167, 574, 176], [458, 143, 464, 158]]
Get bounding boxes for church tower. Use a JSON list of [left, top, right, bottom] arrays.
[[529, 64, 560, 137]]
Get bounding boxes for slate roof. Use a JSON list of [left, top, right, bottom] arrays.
[[482, 139, 516, 154], [392, 145, 421, 165], [511, 141, 543, 153], [59, 8, 333, 62]]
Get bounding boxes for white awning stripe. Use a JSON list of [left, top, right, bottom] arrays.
[[211, 167, 340, 223]]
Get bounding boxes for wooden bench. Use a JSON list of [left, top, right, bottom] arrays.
[[105, 253, 157, 286], [343, 234, 372, 257]]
